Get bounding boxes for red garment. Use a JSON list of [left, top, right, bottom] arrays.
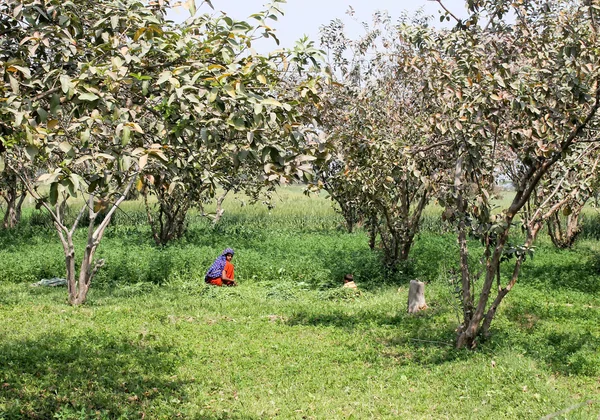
[[206, 261, 235, 286]]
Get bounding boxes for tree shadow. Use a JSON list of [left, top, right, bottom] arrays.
[[0, 331, 189, 418], [518, 252, 600, 294], [534, 331, 600, 376], [0, 223, 56, 249], [501, 301, 600, 377], [285, 304, 464, 366]]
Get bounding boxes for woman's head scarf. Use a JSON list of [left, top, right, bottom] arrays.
[[205, 248, 234, 279]]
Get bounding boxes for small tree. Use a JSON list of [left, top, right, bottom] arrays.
[[135, 4, 325, 245], [0, 0, 186, 304], [0, 165, 28, 229], [544, 145, 600, 248], [318, 12, 447, 266]]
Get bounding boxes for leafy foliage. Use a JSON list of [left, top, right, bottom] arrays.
[[318, 11, 445, 267]]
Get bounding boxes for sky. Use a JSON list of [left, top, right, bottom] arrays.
[[167, 0, 469, 51]]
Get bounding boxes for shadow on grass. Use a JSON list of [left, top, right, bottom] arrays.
[[501, 301, 600, 377], [0, 224, 56, 249], [286, 300, 600, 375], [534, 331, 600, 376], [286, 304, 465, 365], [0, 332, 188, 419], [517, 243, 600, 294]]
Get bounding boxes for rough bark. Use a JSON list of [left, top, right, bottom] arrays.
[[547, 206, 583, 249], [1, 176, 26, 229], [212, 189, 229, 226], [143, 190, 190, 246], [67, 178, 135, 305]]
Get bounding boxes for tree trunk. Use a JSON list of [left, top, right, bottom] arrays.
[[144, 190, 190, 246], [2, 180, 26, 229], [212, 189, 229, 226], [2, 195, 18, 229], [368, 215, 377, 250], [407, 280, 428, 313], [400, 240, 412, 261], [547, 205, 583, 249]]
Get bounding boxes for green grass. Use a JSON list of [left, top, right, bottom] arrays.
[[0, 186, 599, 419]]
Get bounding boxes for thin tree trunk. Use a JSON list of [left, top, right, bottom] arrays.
[[547, 204, 584, 249], [368, 215, 377, 250], [69, 177, 135, 305], [453, 157, 473, 338], [143, 191, 161, 246], [2, 194, 17, 228], [212, 189, 229, 226], [481, 222, 542, 336], [2, 184, 26, 229]]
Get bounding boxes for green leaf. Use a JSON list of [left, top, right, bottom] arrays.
[[262, 98, 282, 107], [229, 117, 246, 130], [157, 71, 171, 85], [12, 65, 31, 79], [81, 129, 90, 144], [223, 84, 236, 97], [208, 88, 218, 103], [122, 126, 131, 146], [49, 183, 58, 206], [0, 155, 4, 173], [25, 145, 39, 161], [70, 174, 81, 193], [79, 93, 99, 102], [50, 94, 61, 115], [187, 0, 197, 16], [59, 142, 73, 155], [60, 75, 71, 94], [37, 108, 48, 122], [65, 178, 76, 197], [8, 75, 19, 94]]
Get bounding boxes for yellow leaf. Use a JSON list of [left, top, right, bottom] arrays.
[[133, 27, 146, 42]]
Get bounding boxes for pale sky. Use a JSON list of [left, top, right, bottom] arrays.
[[168, 0, 469, 51]]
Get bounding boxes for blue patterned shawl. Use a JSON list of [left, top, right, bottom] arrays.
[[205, 248, 234, 279]]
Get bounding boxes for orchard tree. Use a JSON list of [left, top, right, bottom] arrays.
[[0, 0, 172, 304], [319, 12, 448, 266], [0, 161, 29, 229], [135, 4, 325, 245], [403, 0, 600, 347]]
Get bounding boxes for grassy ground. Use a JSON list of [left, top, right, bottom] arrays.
[[0, 187, 599, 419]]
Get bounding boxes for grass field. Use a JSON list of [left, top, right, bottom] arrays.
[[1, 187, 599, 419]]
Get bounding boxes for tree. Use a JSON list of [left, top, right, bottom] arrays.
[[134, 5, 325, 245], [318, 12, 447, 266], [403, 0, 600, 347], [543, 144, 600, 248], [503, 141, 600, 249], [0, 0, 178, 304]]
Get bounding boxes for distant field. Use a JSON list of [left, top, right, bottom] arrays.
[[0, 186, 599, 419]]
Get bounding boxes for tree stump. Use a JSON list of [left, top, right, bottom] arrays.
[[407, 280, 428, 313]]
